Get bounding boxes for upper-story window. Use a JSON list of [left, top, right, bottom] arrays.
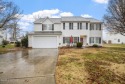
[[96, 24, 101, 30], [42, 24, 54, 31], [90, 23, 94, 30], [63, 23, 65, 30], [90, 23, 101, 30], [77, 23, 82, 30], [69, 23, 73, 30]]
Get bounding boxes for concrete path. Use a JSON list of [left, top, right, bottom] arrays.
[[0, 49, 58, 84]]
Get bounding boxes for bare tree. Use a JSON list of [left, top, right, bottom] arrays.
[[0, 0, 22, 29], [104, 0, 125, 35]]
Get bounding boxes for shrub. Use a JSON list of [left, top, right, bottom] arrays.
[[77, 42, 83, 48], [21, 35, 28, 48], [2, 40, 8, 45], [92, 44, 99, 47], [2, 45, 5, 48], [15, 41, 21, 47]]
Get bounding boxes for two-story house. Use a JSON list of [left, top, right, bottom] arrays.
[[28, 16, 103, 48]]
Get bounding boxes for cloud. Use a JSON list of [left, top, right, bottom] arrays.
[[60, 12, 74, 16], [93, 0, 108, 4], [18, 9, 74, 31], [81, 14, 92, 18]]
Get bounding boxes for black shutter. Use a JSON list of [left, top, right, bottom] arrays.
[[72, 23, 73, 30], [86, 23, 88, 30], [63, 37, 65, 43], [89, 37, 91, 44], [90, 24, 91, 30], [42, 24, 43, 31], [78, 37, 79, 42], [99, 37, 101, 44], [63, 23, 65, 30], [52, 24, 54, 30], [77, 23, 79, 30], [80, 23, 82, 29], [100, 24, 101, 30]]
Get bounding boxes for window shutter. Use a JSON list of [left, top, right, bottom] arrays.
[[100, 24, 101, 30], [78, 37, 79, 42], [63, 37, 65, 44], [89, 37, 91, 43], [99, 37, 101, 44], [52, 24, 54, 30], [86, 23, 88, 30], [77, 23, 79, 30], [63, 23, 65, 30], [80, 23, 82, 29], [42, 24, 43, 31]]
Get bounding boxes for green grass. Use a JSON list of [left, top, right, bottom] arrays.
[[0, 44, 15, 54]]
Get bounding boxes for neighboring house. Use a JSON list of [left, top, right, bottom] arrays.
[[105, 32, 125, 44], [0, 28, 5, 45], [28, 16, 103, 48]]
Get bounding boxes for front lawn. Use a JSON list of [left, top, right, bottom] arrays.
[[56, 45, 125, 84], [0, 44, 16, 54]]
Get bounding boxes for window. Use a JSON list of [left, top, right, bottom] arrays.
[[69, 23, 73, 30], [90, 37, 94, 43], [90, 24, 94, 30], [42, 24, 53, 30], [95, 37, 101, 44], [63, 37, 70, 44], [73, 37, 79, 43], [77, 23, 82, 30], [86, 23, 88, 30], [118, 39, 120, 42], [63, 23, 65, 30], [96, 24, 101, 30]]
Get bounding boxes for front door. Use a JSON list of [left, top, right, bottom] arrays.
[[80, 37, 83, 43]]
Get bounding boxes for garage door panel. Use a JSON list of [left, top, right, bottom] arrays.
[[33, 36, 57, 48]]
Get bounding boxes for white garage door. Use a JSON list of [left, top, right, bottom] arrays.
[[33, 36, 57, 48]]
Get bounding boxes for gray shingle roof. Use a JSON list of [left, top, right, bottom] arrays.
[[61, 16, 90, 22], [34, 16, 102, 23], [34, 18, 61, 24]]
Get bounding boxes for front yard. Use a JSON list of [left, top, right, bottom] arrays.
[[0, 44, 22, 54], [56, 45, 125, 84]]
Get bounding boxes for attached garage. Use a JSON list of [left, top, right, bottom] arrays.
[[32, 36, 58, 48]]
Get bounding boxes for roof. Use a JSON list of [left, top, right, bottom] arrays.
[[61, 16, 90, 22], [86, 18, 102, 23], [34, 16, 102, 23], [34, 18, 61, 24], [29, 31, 62, 35]]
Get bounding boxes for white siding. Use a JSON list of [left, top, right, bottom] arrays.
[[28, 35, 32, 47], [42, 19, 53, 24], [106, 33, 125, 44], [54, 24, 61, 31], [89, 30, 102, 37], [34, 24, 42, 31]]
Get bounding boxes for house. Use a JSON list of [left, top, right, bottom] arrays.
[[0, 28, 5, 45], [28, 16, 103, 48], [105, 32, 125, 44]]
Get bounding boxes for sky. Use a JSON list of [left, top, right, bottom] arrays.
[[9, 0, 109, 32]]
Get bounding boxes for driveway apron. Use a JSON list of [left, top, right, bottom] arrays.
[[0, 49, 58, 84]]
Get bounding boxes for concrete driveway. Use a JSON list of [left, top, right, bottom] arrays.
[[0, 49, 58, 84]]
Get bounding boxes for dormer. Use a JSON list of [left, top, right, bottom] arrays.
[[34, 17, 61, 31]]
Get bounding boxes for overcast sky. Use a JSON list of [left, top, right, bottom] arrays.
[[10, 0, 109, 32]]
